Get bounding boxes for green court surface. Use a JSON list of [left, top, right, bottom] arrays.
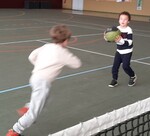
[[0, 9, 150, 136]]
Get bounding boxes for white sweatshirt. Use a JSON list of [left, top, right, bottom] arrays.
[[28, 43, 81, 82]]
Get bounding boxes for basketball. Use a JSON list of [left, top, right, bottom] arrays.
[[104, 26, 121, 42]]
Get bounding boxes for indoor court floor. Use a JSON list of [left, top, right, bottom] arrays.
[[0, 9, 150, 136]]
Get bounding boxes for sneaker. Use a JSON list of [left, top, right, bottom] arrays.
[[17, 107, 29, 116], [128, 75, 137, 87], [108, 79, 118, 87], [6, 129, 21, 136]]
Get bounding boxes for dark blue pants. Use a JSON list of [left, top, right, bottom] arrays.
[[112, 51, 135, 80]]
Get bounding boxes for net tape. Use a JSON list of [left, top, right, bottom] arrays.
[[48, 97, 150, 136]]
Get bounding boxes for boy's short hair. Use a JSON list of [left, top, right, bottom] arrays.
[[50, 24, 71, 43], [119, 11, 131, 21]]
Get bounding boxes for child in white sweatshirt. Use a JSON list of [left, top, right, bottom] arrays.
[[6, 24, 82, 136]]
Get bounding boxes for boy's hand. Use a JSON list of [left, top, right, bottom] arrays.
[[115, 35, 122, 42]]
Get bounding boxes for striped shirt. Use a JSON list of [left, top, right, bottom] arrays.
[[116, 26, 133, 54]]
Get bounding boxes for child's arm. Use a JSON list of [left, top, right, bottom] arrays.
[[28, 47, 41, 65], [115, 34, 132, 46], [63, 50, 81, 69], [115, 35, 123, 43], [115, 27, 133, 46], [67, 55, 81, 69]]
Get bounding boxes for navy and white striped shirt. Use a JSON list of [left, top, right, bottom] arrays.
[[116, 26, 133, 54]]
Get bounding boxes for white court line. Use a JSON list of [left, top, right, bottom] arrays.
[[0, 33, 101, 45], [0, 33, 149, 66], [135, 56, 150, 61], [0, 38, 50, 45], [68, 46, 114, 58], [37, 39, 150, 66], [2, 17, 150, 34], [0, 65, 112, 94], [0, 34, 149, 94], [0, 30, 149, 46], [132, 60, 150, 66], [69, 46, 150, 66]]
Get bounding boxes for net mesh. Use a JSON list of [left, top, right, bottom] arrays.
[[95, 111, 150, 136], [48, 97, 150, 136]]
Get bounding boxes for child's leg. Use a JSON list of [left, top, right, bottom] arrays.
[[122, 52, 135, 77], [112, 52, 122, 80], [13, 76, 51, 134]]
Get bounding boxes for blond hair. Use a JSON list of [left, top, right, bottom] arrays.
[[50, 24, 71, 43]]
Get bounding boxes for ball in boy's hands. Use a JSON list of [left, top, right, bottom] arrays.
[[104, 26, 121, 42]]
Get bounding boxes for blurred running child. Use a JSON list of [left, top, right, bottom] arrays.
[[6, 24, 82, 136]]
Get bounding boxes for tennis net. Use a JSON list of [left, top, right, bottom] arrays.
[[48, 97, 150, 136], [95, 111, 150, 136]]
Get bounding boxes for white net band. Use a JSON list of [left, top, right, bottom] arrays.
[[48, 97, 150, 136]]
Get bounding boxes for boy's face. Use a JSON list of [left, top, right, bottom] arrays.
[[119, 14, 129, 28]]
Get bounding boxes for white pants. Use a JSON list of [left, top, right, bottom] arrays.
[[13, 75, 51, 134]]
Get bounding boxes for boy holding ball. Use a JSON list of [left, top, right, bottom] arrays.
[[108, 11, 137, 87]]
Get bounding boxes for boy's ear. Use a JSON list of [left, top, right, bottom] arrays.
[[62, 39, 68, 47]]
